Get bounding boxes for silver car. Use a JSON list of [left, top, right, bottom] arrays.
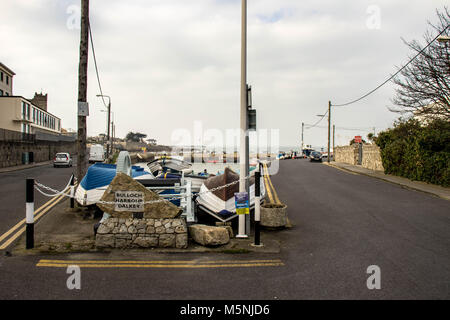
[[53, 152, 73, 167]]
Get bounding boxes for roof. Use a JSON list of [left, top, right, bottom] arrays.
[[0, 62, 16, 76]]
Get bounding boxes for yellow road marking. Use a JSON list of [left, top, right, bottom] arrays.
[[0, 188, 71, 250], [36, 263, 284, 268], [36, 259, 284, 269], [38, 259, 282, 265], [0, 194, 61, 244], [263, 164, 281, 205]]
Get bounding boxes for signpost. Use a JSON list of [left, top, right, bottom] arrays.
[[234, 192, 250, 216], [354, 136, 362, 144]]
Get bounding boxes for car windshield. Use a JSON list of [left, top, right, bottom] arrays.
[[312, 152, 321, 156]]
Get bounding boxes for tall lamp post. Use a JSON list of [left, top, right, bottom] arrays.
[[237, 0, 248, 238], [96, 94, 111, 158]]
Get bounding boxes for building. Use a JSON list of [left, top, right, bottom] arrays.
[[0, 62, 15, 96], [0, 62, 61, 135]]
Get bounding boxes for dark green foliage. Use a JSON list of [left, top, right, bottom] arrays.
[[376, 119, 450, 186]]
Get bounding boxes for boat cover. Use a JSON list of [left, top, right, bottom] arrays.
[[204, 167, 255, 202], [80, 163, 149, 191]]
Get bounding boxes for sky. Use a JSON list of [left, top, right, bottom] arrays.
[[1, 0, 448, 150]]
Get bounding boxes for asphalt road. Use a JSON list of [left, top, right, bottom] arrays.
[[0, 161, 76, 238], [0, 159, 449, 300]]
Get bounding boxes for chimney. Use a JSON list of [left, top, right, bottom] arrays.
[[30, 92, 48, 111]]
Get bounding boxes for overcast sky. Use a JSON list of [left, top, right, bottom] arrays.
[[1, 0, 448, 150]]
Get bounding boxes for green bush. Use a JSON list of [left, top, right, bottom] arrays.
[[376, 119, 450, 187]]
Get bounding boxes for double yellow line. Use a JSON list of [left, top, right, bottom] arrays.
[[262, 163, 281, 205], [0, 186, 73, 250], [36, 259, 284, 269]]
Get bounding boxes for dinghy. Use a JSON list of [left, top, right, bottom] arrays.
[[75, 163, 155, 206], [195, 167, 265, 221]]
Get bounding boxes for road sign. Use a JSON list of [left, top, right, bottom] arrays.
[[354, 136, 362, 143]]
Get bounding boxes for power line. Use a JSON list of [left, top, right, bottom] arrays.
[[88, 22, 108, 109], [332, 24, 449, 107], [304, 109, 328, 129]]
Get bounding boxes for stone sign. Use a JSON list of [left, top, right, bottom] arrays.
[[97, 173, 182, 219], [115, 191, 144, 212]]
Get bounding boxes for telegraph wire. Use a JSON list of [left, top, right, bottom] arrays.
[[332, 25, 449, 107], [304, 109, 328, 129], [88, 22, 108, 109]]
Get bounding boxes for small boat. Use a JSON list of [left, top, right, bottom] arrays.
[[147, 156, 192, 175], [196, 167, 265, 221], [75, 163, 155, 206]]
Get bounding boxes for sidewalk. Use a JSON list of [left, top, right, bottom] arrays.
[[11, 199, 281, 256], [325, 161, 450, 201], [0, 161, 52, 173]]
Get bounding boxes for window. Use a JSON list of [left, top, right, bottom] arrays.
[[0, 72, 3, 82], [27, 104, 30, 120], [6, 75, 9, 85], [0, 89, 3, 96], [22, 102, 26, 119]]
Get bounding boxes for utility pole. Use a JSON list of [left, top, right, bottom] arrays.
[[106, 99, 111, 158], [237, 0, 248, 238], [76, 0, 89, 183], [332, 124, 335, 161], [301, 122, 304, 154], [327, 101, 331, 163]]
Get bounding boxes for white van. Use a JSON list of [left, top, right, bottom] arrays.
[[89, 144, 105, 163]]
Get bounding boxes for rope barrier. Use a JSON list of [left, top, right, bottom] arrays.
[[33, 173, 255, 206]]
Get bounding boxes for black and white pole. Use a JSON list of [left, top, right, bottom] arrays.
[[70, 174, 75, 208], [26, 178, 34, 249], [254, 163, 262, 246]]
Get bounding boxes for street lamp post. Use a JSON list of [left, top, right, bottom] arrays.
[[97, 94, 111, 158], [237, 0, 248, 238]]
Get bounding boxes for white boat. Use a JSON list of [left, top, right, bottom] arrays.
[[196, 167, 265, 221], [75, 162, 155, 206]]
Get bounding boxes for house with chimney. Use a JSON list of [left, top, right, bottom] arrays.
[[0, 62, 61, 135]]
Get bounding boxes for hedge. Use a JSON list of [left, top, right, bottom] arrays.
[[376, 119, 450, 187]]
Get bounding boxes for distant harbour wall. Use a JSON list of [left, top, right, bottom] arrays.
[[334, 144, 384, 172]]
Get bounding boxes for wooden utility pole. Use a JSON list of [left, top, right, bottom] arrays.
[[327, 101, 331, 163], [332, 124, 335, 161], [76, 0, 89, 183]]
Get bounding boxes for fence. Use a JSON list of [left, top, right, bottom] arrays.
[[0, 128, 35, 143]]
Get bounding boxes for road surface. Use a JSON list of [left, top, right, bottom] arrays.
[[0, 159, 449, 299]]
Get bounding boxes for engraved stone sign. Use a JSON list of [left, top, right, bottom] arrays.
[[115, 191, 144, 212]]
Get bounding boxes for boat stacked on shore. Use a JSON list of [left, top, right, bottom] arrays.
[[75, 154, 266, 223]]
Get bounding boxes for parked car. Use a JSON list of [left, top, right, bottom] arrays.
[[309, 151, 323, 162], [89, 144, 105, 163], [53, 152, 72, 167]]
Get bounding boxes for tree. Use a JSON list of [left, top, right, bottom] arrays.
[[391, 8, 450, 121], [125, 131, 147, 142]]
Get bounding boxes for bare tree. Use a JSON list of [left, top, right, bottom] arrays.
[[392, 8, 450, 121]]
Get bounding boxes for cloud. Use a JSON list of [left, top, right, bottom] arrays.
[[1, 0, 448, 148]]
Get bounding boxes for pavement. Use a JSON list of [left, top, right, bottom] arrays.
[[325, 161, 450, 201], [0, 161, 52, 173], [0, 158, 449, 299]]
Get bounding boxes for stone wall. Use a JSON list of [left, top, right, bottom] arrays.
[[334, 145, 358, 165], [95, 217, 188, 249], [361, 144, 384, 171], [0, 140, 77, 168], [334, 144, 384, 172]]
